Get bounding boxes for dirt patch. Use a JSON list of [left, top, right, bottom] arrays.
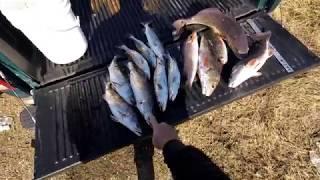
[[0, 94, 34, 179], [1, 0, 320, 179]]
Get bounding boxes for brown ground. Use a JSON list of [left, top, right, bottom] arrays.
[[1, 0, 320, 179]]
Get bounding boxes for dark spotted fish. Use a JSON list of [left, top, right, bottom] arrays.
[[166, 54, 181, 101], [127, 62, 155, 123], [154, 57, 168, 111], [108, 56, 135, 105], [129, 35, 157, 68], [118, 45, 151, 79], [102, 81, 142, 136]]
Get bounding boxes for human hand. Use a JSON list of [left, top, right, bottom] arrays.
[[149, 118, 178, 149]]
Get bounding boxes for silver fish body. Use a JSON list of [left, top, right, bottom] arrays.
[[173, 8, 249, 56], [129, 35, 157, 68], [118, 45, 151, 79], [206, 30, 228, 64], [198, 34, 223, 96], [102, 82, 142, 136], [228, 31, 273, 88], [167, 54, 181, 101], [154, 57, 168, 111], [183, 31, 199, 89], [108, 56, 135, 105], [142, 23, 165, 59], [127, 62, 155, 123]]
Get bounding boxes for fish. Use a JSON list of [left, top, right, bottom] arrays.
[[118, 45, 151, 79], [228, 31, 273, 88], [142, 22, 166, 59], [129, 35, 157, 68], [166, 54, 181, 101], [173, 8, 249, 56], [154, 57, 168, 111], [205, 30, 228, 64], [102, 81, 142, 136], [198, 34, 223, 96], [183, 31, 199, 89], [127, 62, 156, 123], [108, 56, 135, 105]]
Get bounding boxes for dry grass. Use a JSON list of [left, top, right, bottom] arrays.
[[0, 94, 34, 179], [1, 0, 320, 179], [272, 0, 320, 55]]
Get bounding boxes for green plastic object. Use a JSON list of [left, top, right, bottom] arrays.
[[0, 53, 39, 88], [257, 0, 281, 12], [266, 0, 281, 12]]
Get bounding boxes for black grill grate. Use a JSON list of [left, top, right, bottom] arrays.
[[35, 13, 320, 179], [38, 0, 256, 85]]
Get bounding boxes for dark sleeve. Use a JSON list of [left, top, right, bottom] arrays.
[[163, 140, 230, 180]]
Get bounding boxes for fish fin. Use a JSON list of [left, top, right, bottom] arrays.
[[117, 45, 128, 51], [141, 21, 152, 28], [127, 34, 136, 40], [110, 115, 120, 123], [188, 32, 198, 43], [111, 55, 120, 63], [253, 71, 262, 77], [133, 128, 142, 136], [268, 47, 274, 58], [145, 114, 157, 127], [170, 91, 178, 101], [102, 94, 107, 102], [172, 19, 186, 36], [250, 31, 272, 41], [246, 59, 260, 68], [111, 81, 121, 89], [161, 104, 167, 112], [186, 81, 193, 89]]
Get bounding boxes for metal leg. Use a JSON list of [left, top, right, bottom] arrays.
[[134, 138, 155, 180]]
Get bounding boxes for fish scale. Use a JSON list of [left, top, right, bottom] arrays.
[[229, 31, 273, 88], [102, 82, 142, 136], [129, 35, 157, 68], [183, 31, 199, 89], [198, 33, 223, 96], [118, 45, 151, 79], [127, 62, 155, 123], [154, 57, 168, 111], [108, 56, 135, 105]]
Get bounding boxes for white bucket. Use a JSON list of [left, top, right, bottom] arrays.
[[0, 0, 88, 64]]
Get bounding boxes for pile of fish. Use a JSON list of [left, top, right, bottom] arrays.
[[102, 8, 274, 136], [102, 23, 180, 136], [175, 8, 273, 94]]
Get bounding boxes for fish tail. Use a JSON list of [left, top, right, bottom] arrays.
[[185, 81, 193, 89], [127, 34, 136, 40], [169, 91, 177, 101], [161, 101, 167, 112], [126, 61, 135, 70], [172, 19, 186, 36], [103, 75, 112, 91], [112, 55, 120, 61], [141, 21, 152, 28], [250, 31, 272, 41], [133, 127, 142, 136], [145, 114, 157, 127], [117, 44, 129, 51]]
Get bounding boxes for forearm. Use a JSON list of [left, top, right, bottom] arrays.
[[163, 140, 230, 180]]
